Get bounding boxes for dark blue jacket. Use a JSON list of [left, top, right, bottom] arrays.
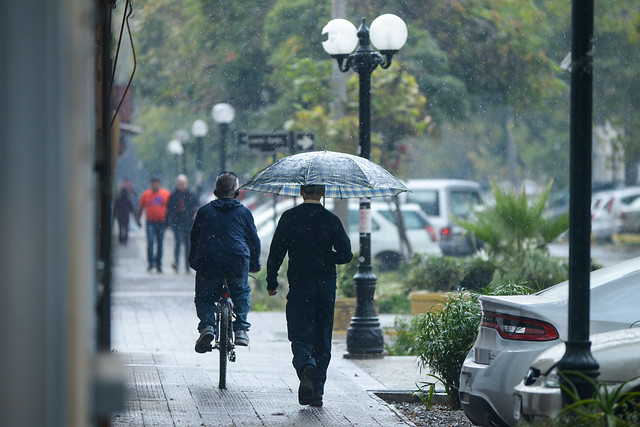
[[189, 198, 261, 278]]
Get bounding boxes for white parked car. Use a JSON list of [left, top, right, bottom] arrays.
[[257, 199, 441, 270], [591, 191, 614, 240], [459, 257, 640, 426], [514, 328, 640, 424], [613, 190, 640, 234], [404, 179, 484, 256], [592, 187, 640, 240]]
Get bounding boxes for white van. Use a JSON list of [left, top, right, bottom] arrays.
[[404, 179, 484, 255]]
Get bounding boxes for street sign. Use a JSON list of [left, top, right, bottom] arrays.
[[291, 131, 315, 153], [238, 131, 315, 154], [238, 132, 289, 154]]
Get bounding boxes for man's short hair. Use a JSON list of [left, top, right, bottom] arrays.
[[301, 184, 325, 196], [150, 177, 161, 183], [215, 171, 240, 197]]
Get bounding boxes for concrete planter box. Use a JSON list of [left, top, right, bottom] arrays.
[[410, 291, 448, 315]]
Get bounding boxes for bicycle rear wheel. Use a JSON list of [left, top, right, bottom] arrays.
[[218, 301, 230, 389]]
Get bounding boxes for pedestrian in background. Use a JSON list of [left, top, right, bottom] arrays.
[[113, 187, 134, 245], [137, 177, 170, 273], [266, 184, 353, 407], [166, 174, 199, 273], [189, 172, 261, 352]]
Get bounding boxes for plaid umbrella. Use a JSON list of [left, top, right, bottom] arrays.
[[241, 150, 408, 198]]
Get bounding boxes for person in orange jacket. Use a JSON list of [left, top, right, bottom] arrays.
[[137, 177, 171, 273]]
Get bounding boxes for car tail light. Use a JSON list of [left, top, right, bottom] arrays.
[[605, 198, 615, 213], [425, 225, 438, 242], [481, 311, 559, 341]]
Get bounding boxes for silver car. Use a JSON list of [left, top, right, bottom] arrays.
[[459, 257, 640, 426], [514, 328, 640, 423]]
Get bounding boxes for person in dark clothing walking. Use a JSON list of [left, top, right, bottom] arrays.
[[189, 172, 261, 352], [113, 187, 134, 244], [166, 174, 199, 273], [266, 185, 353, 407]]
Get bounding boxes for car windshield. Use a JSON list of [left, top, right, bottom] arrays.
[[377, 210, 428, 229], [450, 190, 482, 218], [406, 190, 439, 216]]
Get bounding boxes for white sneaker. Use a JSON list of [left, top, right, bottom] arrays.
[[195, 326, 215, 353]]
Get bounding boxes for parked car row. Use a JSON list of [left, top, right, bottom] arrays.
[[459, 256, 640, 426], [591, 186, 640, 240], [248, 179, 485, 269], [256, 199, 441, 270]]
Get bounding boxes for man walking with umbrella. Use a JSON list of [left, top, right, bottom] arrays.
[[266, 184, 353, 407]]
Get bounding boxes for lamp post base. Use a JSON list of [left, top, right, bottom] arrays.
[[345, 268, 385, 357], [344, 322, 385, 359]]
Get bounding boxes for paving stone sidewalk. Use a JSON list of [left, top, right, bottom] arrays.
[[110, 229, 431, 426]]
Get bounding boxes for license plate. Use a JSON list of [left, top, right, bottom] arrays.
[[513, 394, 522, 421]]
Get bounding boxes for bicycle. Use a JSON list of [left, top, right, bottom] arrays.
[[214, 277, 236, 389]]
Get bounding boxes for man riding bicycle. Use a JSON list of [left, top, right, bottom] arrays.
[[189, 172, 261, 352]]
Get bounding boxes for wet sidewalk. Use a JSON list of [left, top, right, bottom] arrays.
[[111, 228, 434, 426]]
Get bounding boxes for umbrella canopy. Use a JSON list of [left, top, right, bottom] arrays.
[[241, 150, 408, 198]]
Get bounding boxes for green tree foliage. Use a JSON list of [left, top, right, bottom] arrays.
[[127, 0, 640, 188]]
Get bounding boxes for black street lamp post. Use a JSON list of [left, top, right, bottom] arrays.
[[212, 103, 235, 173], [167, 139, 183, 177], [322, 15, 407, 357], [191, 119, 209, 196], [558, 0, 599, 403], [176, 129, 190, 176]]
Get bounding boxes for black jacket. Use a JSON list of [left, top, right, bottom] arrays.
[[189, 198, 261, 278], [166, 189, 199, 231], [266, 202, 352, 291]]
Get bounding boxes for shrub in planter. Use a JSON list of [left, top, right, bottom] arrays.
[[414, 290, 481, 408], [404, 254, 463, 293], [413, 281, 534, 409], [458, 257, 496, 291]]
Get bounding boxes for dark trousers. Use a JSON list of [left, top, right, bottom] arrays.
[[172, 226, 190, 269], [286, 275, 336, 397]]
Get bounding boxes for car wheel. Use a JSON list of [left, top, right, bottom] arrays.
[[374, 252, 401, 271]]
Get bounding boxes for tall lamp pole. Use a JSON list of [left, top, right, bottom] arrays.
[[558, 0, 599, 403], [176, 129, 190, 175], [322, 14, 407, 357], [191, 119, 209, 196], [212, 103, 235, 173], [167, 139, 184, 177]]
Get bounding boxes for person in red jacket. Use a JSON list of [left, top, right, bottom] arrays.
[[136, 177, 171, 273]]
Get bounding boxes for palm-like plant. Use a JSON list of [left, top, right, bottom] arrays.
[[457, 181, 568, 256], [457, 181, 569, 288]]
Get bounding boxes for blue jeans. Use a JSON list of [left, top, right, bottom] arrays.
[[146, 222, 165, 269], [286, 275, 336, 397], [194, 271, 251, 333]]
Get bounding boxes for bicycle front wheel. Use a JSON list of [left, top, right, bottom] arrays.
[[218, 301, 230, 389]]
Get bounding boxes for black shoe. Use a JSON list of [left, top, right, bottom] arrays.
[[298, 365, 315, 405], [147, 265, 153, 272], [309, 399, 323, 407], [171, 263, 178, 272], [195, 326, 215, 353], [157, 266, 163, 273]]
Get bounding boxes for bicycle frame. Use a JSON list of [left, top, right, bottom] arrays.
[[215, 279, 236, 361]]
